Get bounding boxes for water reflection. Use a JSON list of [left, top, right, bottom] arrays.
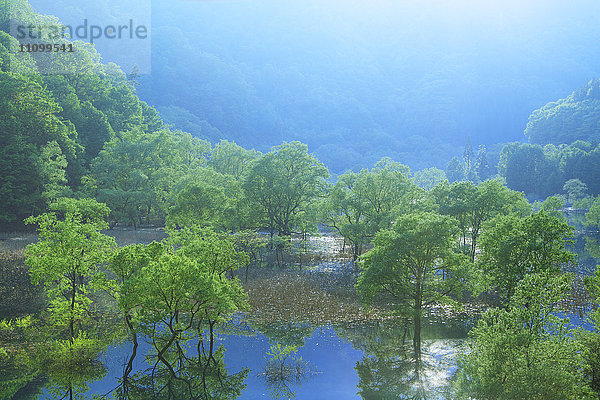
[[337, 319, 470, 400], [4, 318, 474, 399], [110, 339, 248, 400], [260, 342, 316, 400], [42, 362, 107, 400], [568, 233, 600, 275]]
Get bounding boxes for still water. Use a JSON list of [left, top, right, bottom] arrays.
[[6, 228, 598, 399], [32, 318, 472, 400]]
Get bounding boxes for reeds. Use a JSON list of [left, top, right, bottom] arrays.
[[243, 269, 391, 325], [0, 250, 45, 318]]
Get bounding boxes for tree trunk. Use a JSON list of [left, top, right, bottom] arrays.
[[413, 283, 422, 360], [413, 309, 421, 360], [70, 279, 76, 343]]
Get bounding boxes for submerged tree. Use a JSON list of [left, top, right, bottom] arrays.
[[243, 141, 329, 237], [357, 212, 468, 357], [431, 179, 531, 262], [24, 198, 115, 342], [107, 227, 249, 370], [325, 158, 418, 260], [455, 272, 594, 400], [478, 211, 575, 305]]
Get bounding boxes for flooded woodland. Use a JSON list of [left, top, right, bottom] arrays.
[[1, 226, 597, 399]]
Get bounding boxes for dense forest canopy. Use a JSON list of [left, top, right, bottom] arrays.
[[526, 79, 600, 145], [3, 0, 600, 219], [22, 0, 600, 173], [3, 1, 600, 399]]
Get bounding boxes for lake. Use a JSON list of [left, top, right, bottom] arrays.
[[31, 317, 473, 400]]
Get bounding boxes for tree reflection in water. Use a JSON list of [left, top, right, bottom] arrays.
[[110, 334, 248, 400], [254, 321, 319, 400], [337, 320, 468, 400], [44, 362, 107, 400]]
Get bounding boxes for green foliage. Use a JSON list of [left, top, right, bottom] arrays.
[[455, 273, 594, 400], [499, 141, 600, 198], [0, 70, 79, 222], [39, 141, 72, 203], [357, 212, 468, 354], [581, 267, 600, 394], [0, 4, 172, 223], [534, 195, 567, 221], [167, 166, 249, 231], [111, 341, 248, 400], [445, 156, 464, 183], [263, 342, 312, 400], [208, 140, 260, 179], [24, 199, 115, 340], [563, 178, 588, 203], [266, 342, 299, 362], [325, 158, 419, 260], [478, 211, 575, 304], [0, 313, 44, 400], [525, 78, 600, 145], [50, 331, 104, 368], [89, 129, 210, 227], [244, 141, 329, 236], [167, 180, 228, 229], [108, 228, 248, 339], [431, 179, 531, 262], [413, 167, 447, 190], [498, 142, 561, 198], [463, 136, 477, 182], [586, 197, 600, 229], [475, 144, 493, 181]]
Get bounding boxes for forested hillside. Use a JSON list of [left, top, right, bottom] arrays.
[[3, 2, 600, 399], [0, 0, 163, 223], [526, 79, 600, 145], [4, 0, 600, 220], [136, 0, 600, 173], [21, 0, 600, 173]]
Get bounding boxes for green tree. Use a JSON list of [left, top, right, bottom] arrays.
[[167, 180, 228, 229], [0, 71, 79, 222], [24, 199, 115, 341], [463, 136, 477, 182], [581, 266, 600, 395], [563, 178, 588, 203], [498, 142, 561, 197], [455, 272, 594, 400], [525, 78, 600, 145], [89, 129, 210, 227], [357, 212, 468, 356], [39, 141, 72, 203], [475, 144, 492, 181], [412, 167, 447, 190], [208, 140, 260, 179], [244, 141, 329, 237], [478, 211, 575, 305], [167, 167, 250, 231], [445, 156, 464, 183], [431, 179, 531, 262], [122, 228, 248, 360], [586, 196, 600, 229], [534, 195, 567, 221], [325, 159, 419, 260]]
